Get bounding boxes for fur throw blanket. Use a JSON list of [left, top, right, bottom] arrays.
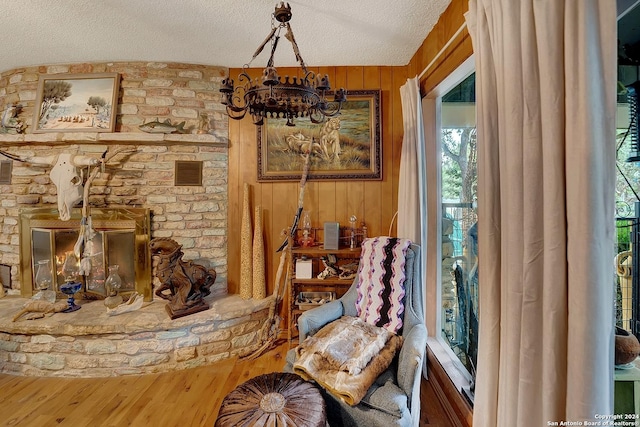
[[293, 316, 403, 406]]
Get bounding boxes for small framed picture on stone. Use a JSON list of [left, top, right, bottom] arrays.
[[33, 73, 120, 133]]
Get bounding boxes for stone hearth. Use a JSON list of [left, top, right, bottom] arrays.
[[0, 294, 275, 377]]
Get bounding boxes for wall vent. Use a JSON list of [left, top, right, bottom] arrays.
[[0, 160, 12, 184], [0, 264, 10, 290], [175, 160, 203, 186]]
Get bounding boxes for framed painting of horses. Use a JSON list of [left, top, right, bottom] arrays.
[[33, 73, 120, 133], [257, 89, 382, 181]]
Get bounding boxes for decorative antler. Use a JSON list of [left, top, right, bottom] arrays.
[[0, 149, 27, 162]]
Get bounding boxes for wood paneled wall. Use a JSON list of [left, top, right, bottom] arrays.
[[226, 66, 409, 302], [226, 0, 473, 331]]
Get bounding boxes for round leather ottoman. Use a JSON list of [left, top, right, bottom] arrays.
[[215, 372, 326, 427]]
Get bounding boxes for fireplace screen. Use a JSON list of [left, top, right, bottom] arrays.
[[20, 208, 152, 301]]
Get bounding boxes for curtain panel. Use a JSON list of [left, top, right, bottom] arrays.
[[466, 1, 616, 425], [398, 77, 429, 374], [398, 76, 427, 247]]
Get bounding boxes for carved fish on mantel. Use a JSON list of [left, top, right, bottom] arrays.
[[138, 118, 187, 134]]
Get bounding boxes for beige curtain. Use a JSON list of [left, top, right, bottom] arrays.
[[466, 1, 616, 425], [398, 77, 427, 247]]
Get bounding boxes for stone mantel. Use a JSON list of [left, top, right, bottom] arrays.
[[0, 132, 228, 147]]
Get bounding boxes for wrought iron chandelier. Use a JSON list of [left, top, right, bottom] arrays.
[[220, 2, 346, 126]]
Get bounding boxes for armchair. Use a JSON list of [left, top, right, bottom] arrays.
[[285, 243, 426, 427]]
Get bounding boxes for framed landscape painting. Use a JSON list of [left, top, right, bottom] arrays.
[[257, 89, 382, 181], [33, 73, 120, 133]]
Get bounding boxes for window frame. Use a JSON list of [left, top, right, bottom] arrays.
[[422, 55, 476, 395]]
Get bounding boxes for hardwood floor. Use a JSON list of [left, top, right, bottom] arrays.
[[0, 340, 453, 427]]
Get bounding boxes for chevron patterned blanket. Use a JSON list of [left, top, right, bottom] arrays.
[[356, 236, 412, 333]]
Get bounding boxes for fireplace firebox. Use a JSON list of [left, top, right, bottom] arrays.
[[19, 207, 152, 301]]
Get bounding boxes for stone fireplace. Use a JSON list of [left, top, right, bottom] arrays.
[[0, 60, 230, 293], [0, 61, 279, 377]]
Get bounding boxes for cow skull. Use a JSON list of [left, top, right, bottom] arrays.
[[25, 153, 99, 220]]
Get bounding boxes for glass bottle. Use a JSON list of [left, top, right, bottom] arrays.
[[349, 215, 357, 249]]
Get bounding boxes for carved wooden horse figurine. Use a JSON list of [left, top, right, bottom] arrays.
[[150, 238, 217, 319]]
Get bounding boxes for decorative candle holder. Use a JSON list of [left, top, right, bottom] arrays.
[[104, 265, 123, 309], [60, 281, 82, 312], [60, 251, 82, 312], [298, 210, 315, 247], [34, 259, 56, 302]]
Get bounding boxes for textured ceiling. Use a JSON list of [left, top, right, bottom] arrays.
[[1, 0, 452, 73]]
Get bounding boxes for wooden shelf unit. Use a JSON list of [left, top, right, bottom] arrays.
[[287, 245, 361, 346]]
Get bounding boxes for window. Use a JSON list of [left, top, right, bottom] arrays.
[[615, 62, 640, 335], [616, 1, 640, 338], [439, 72, 478, 381], [422, 56, 477, 402]]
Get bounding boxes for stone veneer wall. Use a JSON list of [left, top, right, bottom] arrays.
[[0, 61, 230, 291], [0, 62, 229, 136]]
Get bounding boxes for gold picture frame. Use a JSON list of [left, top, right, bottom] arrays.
[[33, 73, 120, 133], [257, 89, 382, 181]]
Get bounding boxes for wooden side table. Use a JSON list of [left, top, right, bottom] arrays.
[[287, 245, 361, 346], [614, 358, 640, 416]]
